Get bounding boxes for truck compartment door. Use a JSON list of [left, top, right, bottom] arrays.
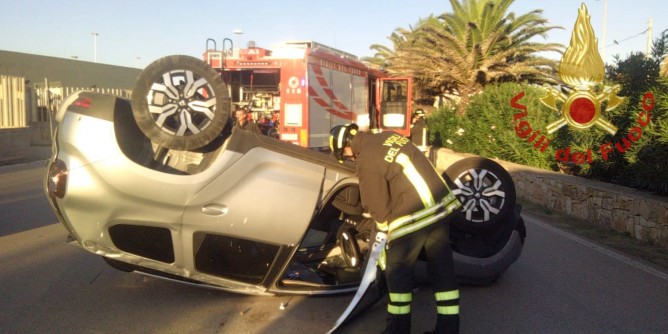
[[376, 78, 412, 137]]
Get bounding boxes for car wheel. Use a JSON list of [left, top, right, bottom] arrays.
[[131, 55, 231, 150], [443, 157, 516, 233]]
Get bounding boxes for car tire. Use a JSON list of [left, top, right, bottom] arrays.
[[443, 157, 516, 233], [131, 55, 230, 150]]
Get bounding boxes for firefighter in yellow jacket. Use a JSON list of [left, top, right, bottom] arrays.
[[329, 124, 462, 334]]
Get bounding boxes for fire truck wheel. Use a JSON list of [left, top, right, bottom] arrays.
[[131, 55, 230, 150], [442, 157, 516, 233]]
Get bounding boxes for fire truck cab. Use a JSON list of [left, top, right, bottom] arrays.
[[203, 38, 412, 148]]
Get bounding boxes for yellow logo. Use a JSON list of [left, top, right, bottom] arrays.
[[540, 3, 623, 135], [511, 3, 654, 165]]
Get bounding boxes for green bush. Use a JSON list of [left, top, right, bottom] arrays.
[[576, 79, 668, 195], [428, 82, 561, 170], [609, 80, 668, 194], [427, 81, 668, 195]]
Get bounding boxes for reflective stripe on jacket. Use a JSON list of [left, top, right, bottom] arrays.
[[350, 131, 461, 240]]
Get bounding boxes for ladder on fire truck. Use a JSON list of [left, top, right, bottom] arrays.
[[282, 41, 358, 60], [204, 38, 233, 69]]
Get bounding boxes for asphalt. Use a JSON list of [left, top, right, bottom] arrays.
[[30, 145, 52, 162], [0, 145, 51, 174], [518, 200, 668, 272]]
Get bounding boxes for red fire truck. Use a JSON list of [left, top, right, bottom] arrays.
[[203, 38, 412, 148]]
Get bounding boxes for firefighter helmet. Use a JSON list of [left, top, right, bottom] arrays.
[[329, 123, 359, 162], [413, 108, 425, 118]]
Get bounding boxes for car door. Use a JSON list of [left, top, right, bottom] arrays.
[[180, 146, 326, 289]]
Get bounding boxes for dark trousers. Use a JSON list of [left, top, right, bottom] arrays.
[[384, 220, 459, 334], [385, 220, 457, 294]]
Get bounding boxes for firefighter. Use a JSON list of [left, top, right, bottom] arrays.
[[410, 109, 428, 148], [329, 124, 462, 334]]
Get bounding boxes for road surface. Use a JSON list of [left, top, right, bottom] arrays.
[[1, 161, 668, 333]]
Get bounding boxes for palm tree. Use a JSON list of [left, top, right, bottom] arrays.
[[363, 20, 426, 73], [368, 0, 563, 115], [364, 30, 409, 71]]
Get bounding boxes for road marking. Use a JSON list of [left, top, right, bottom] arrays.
[[524, 213, 668, 282]]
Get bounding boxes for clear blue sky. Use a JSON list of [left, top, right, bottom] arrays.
[[1, 0, 665, 69]]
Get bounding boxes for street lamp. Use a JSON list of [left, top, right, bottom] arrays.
[[92, 32, 99, 63], [233, 29, 243, 50], [601, 0, 607, 62]]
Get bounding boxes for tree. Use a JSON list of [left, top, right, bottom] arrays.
[[606, 29, 668, 103], [364, 26, 415, 71], [365, 0, 563, 115], [593, 31, 668, 195]]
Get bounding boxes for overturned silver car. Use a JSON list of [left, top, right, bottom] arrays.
[[44, 56, 525, 304]]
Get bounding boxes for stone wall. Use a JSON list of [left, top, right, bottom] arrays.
[[434, 148, 668, 249]]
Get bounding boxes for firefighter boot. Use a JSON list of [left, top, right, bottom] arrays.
[[381, 314, 411, 334], [425, 289, 460, 333], [424, 315, 459, 334]]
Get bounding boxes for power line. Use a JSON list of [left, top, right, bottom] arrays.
[[601, 28, 656, 49]]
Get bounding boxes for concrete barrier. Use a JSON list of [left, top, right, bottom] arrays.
[[30, 122, 52, 146], [0, 127, 30, 165], [433, 148, 668, 249]]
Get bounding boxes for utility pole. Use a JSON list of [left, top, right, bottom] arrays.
[[647, 17, 653, 59], [601, 0, 608, 62], [92, 32, 99, 63]]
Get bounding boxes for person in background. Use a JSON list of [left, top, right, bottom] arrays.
[[410, 109, 428, 149], [234, 106, 262, 134]]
